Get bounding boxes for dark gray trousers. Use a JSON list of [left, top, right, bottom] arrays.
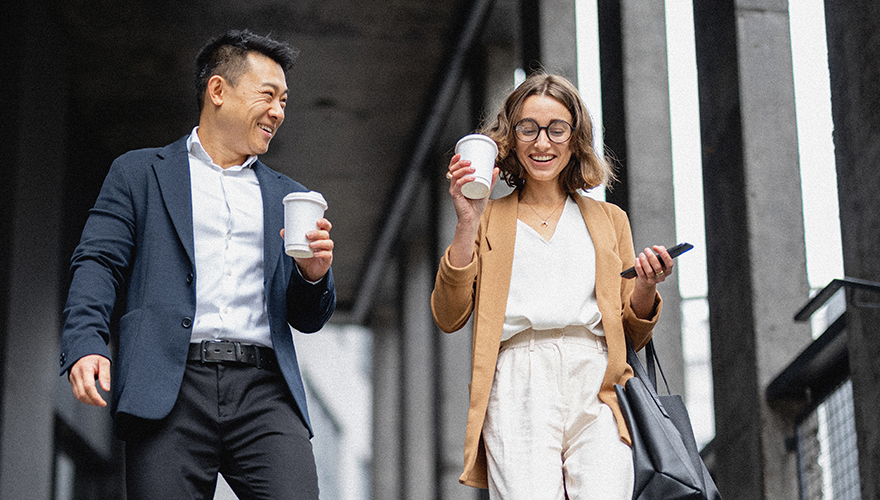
[[122, 361, 319, 500]]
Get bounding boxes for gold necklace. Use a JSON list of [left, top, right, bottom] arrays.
[[521, 196, 566, 226]]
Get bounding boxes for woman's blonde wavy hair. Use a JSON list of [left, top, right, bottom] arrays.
[[479, 72, 616, 196]]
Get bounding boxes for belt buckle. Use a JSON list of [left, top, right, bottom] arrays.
[[200, 339, 241, 362], [252, 346, 262, 369]]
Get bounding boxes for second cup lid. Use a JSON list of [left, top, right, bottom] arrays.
[[283, 190, 328, 209]]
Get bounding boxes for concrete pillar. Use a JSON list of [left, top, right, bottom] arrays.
[[693, 1, 811, 498], [823, 2, 880, 498], [401, 229, 438, 500], [620, 0, 685, 396], [538, 0, 578, 83], [370, 212, 441, 500], [370, 276, 404, 500]]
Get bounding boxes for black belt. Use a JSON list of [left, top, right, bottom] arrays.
[[187, 340, 280, 373]]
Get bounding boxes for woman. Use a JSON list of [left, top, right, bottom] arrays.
[[431, 72, 674, 499]]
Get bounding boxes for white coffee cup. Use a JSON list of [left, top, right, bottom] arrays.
[[282, 191, 328, 258], [455, 134, 498, 199]]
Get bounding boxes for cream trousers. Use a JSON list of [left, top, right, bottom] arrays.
[[483, 326, 634, 500]]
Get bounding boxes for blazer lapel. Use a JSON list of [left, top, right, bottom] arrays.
[[254, 161, 295, 286], [575, 196, 624, 316], [153, 137, 195, 264], [477, 193, 519, 343]]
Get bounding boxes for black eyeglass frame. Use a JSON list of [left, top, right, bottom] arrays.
[[513, 118, 574, 144]]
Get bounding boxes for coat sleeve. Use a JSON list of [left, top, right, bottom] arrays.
[[60, 158, 137, 374], [612, 205, 662, 352], [431, 203, 493, 334], [286, 266, 336, 333], [431, 245, 480, 333]]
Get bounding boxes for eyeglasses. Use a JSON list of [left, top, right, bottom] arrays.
[[514, 118, 573, 144]]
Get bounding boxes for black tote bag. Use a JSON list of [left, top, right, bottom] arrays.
[[614, 339, 722, 500]]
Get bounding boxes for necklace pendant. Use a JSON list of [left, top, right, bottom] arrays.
[[542, 220, 548, 226]]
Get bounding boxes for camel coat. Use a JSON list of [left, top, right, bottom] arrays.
[[431, 191, 661, 489]]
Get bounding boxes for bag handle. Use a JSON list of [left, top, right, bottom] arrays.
[[644, 339, 672, 395], [625, 338, 671, 417]]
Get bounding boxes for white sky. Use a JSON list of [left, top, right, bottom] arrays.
[[788, 0, 844, 289]]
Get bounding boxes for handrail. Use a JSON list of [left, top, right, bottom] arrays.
[[767, 277, 880, 407], [348, 0, 496, 324], [793, 277, 880, 322]]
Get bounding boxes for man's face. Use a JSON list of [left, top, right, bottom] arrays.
[[221, 52, 288, 159]]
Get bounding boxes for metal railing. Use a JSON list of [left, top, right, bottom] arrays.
[[768, 277, 880, 500]]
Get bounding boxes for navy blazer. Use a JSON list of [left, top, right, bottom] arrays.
[[59, 136, 335, 436]]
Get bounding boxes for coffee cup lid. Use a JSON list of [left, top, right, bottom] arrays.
[[283, 191, 328, 209], [455, 134, 499, 155]]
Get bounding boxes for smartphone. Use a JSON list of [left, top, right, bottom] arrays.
[[620, 242, 693, 279]]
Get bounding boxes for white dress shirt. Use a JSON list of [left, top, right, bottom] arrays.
[[187, 127, 273, 348], [502, 197, 604, 342]]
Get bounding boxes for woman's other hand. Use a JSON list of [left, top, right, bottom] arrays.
[[634, 245, 674, 285], [630, 245, 674, 319]]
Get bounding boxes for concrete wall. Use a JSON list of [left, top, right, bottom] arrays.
[[824, 1, 880, 498], [693, 1, 812, 498]]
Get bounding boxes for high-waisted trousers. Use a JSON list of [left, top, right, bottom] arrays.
[[483, 326, 634, 499]]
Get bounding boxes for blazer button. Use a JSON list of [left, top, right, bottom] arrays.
[[59, 353, 66, 366], [186, 273, 194, 284], [181, 317, 193, 328]]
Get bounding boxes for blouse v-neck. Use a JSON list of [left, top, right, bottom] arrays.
[[516, 197, 574, 243]]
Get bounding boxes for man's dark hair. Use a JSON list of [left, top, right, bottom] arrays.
[[195, 29, 299, 111]]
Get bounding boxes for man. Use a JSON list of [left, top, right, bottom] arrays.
[[59, 29, 334, 499]]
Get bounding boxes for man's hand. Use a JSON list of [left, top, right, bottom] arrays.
[[280, 217, 334, 282], [68, 354, 111, 407]]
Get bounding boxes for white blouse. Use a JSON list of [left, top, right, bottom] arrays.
[[501, 197, 604, 342]]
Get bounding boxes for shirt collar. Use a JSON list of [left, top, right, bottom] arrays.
[[187, 126, 258, 170]]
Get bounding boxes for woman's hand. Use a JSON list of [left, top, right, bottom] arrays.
[[634, 245, 674, 285], [445, 153, 499, 267], [446, 154, 499, 225], [630, 245, 674, 319]]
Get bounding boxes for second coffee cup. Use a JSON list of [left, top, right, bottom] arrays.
[[282, 191, 328, 258], [455, 134, 498, 199]]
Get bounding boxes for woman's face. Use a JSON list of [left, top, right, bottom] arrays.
[[513, 95, 573, 187]]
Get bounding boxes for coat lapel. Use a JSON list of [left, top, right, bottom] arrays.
[[253, 161, 291, 288], [465, 192, 519, 440], [474, 193, 518, 361], [575, 195, 624, 316], [153, 137, 195, 264]]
